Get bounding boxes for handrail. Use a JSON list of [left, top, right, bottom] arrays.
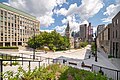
[[92, 64, 120, 72]]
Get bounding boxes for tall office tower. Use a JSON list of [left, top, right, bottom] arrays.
[[79, 24, 87, 42]]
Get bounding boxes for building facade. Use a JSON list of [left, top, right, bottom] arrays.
[[79, 24, 88, 42], [111, 11, 120, 58], [0, 3, 40, 47], [80, 23, 93, 42], [97, 24, 105, 35], [97, 23, 112, 54], [88, 23, 93, 43], [65, 22, 74, 48]]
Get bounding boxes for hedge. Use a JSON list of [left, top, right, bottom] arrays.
[[0, 46, 18, 49]]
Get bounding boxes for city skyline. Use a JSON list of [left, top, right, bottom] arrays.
[[0, 0, 120, 35]]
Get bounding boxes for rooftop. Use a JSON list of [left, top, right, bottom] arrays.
[[0, 3, 36, 20]]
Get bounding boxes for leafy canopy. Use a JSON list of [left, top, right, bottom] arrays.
[[27, 30, 70, 51]]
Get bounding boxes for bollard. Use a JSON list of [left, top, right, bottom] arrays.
[[39, 61, 40, 68], [6, 54, 7, 60], [10, 56, 12, 66], [22, 53, 23, 65], [1, 54, 3, 59], [29, 61, 31, 71]]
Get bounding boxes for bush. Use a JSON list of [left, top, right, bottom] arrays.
[[2, 64, 108, 80], [91, 42, 96, 52], [12, 61, 19, 66], [0, 46, 18, 49], [79, 42, 88, 48], [108, 54, 113, 58]]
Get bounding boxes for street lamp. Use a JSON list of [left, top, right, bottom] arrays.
[[33, 28, 35, 60], [94, 33, 97, 62]]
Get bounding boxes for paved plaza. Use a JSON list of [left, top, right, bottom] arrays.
[[0, 45, 119, 73]]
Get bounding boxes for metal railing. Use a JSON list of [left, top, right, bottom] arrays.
[[92, 64, 120, 80], [0, 53, 54, 80]]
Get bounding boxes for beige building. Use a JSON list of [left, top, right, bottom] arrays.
[[0, 3, 40, 47]]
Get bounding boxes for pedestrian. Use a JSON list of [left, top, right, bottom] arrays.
[[89, 55, 91, 59]]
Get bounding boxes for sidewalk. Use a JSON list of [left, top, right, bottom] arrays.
[[83, 50, 119, 70]]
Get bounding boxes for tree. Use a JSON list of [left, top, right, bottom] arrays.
[[27, 31, 70, 51]]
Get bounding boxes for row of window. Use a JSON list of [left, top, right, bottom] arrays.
[[113, 19, 119, 27], [113, 30, 119, 39], [112, 42, 119, 58], [0, 10, 39, 26], [0, 37, 28, 41]]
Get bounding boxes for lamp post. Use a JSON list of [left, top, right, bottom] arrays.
[[33, 28, 35, 60], [95, 33, 97, 62]]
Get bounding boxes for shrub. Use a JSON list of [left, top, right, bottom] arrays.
[[91, 42, 96, 52], [2, 64, 108, 80], [108, 54, 113, 58], [0, 46, 18, 49], [12, 61, 19, 66], [79, 42, 88, 48]]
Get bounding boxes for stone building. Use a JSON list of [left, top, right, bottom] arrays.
[[65, 22, 74, 48], [97, 23, 112, 54], [111, 11, 120, 58], [97, 24, 105, 35], [0, 3, 40, 47]]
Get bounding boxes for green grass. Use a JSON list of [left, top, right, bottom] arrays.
[[2, 64, 109, 80]]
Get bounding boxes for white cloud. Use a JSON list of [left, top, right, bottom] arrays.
[[55, 8, 67, 16], [54, 25, 66, 35], [8, 0, 66, 27], [56, 0, 104, 35], [60, 15, 80, 35], [40, 30, 54, 33], [102, 2, 120, 22], [56, 0, 103, 21], [78, 0, 103, 21]]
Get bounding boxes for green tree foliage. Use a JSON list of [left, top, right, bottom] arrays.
[[27, 30, 70, 51]]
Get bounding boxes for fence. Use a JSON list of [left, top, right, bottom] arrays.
[[0, 53, 54, 80], [92, 64, 120, 80]]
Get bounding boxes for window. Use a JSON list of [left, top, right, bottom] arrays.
[[20, 21, 22, 24], [8, 22, 10, 26], [5, 37, 7, 41], [0, 33, 3, 36], [5, 22, 7, 26], [1, 10, 3, 15], [113, 31, 114, 38], [114, 21, 115, 27], [12, 23, 14, 27], [108, 28, 110, 40], [117, 19, 118, 25], [1, 37, 3, 41], [116, 30, 117, 38], [5, 11, 7, 16]]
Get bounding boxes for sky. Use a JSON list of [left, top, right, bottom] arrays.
[[0, 0, 120, 35]]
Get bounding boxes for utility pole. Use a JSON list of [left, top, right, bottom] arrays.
[[33, 28, 35, 60], [95, 33, 97, 62]]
